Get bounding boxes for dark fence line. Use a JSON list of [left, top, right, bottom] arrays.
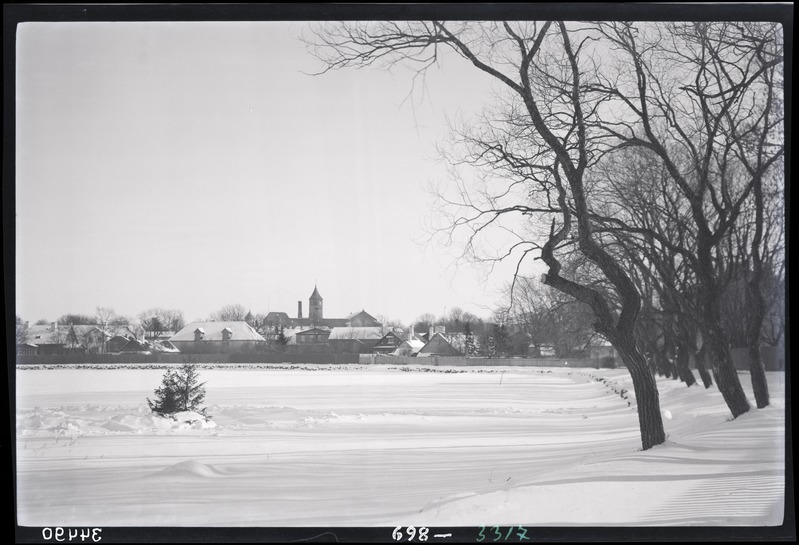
[[15, 352, 360, 365], [14, 346, 784, 370], [360, 355, 601, 367], [361, 347, 787, 371]]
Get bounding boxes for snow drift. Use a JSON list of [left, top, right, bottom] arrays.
[[15, 364, 785, 527]]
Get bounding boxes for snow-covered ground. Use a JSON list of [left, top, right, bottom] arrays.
[[15, 364, 785, 527]]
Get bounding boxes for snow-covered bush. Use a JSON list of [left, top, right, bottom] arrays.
[[147, 364, 208, 417]]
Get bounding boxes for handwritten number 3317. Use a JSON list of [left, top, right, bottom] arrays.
[[477, 526, 530, 542]]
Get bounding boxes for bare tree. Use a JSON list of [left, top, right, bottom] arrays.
[[308, 21, 669, 449], [252, 312, 269, 334], [722, 163, 785, 406], [139, 308, 186, 340], [58, 313, 94, 325], [414, 312, 439, 335], [93, 307, 130, 353], [376, 315, 406, 332], [591, 148, 708, 387], [438, 307, 483, 334], [209, 304, 248, 322], [591, 21, 784, 413], [501, 276, 595, 357]]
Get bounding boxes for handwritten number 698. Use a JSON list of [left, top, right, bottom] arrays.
[[392, 526, 429, 541]]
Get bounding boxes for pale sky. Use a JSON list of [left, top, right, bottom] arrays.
[[15, 21, 533, 326]]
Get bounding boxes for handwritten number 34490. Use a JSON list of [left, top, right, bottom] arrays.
[[477, 526, 530, 542]]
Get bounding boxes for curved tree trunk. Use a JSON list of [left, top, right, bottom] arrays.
[[746, 277, 770, 407], [704, 326, 750, 417], [746, 166, 770, 408], [697, 240, 750, 417], [693, 339, 714, 389], [611, 332, 666, 450], [537, 24, 666, 451]]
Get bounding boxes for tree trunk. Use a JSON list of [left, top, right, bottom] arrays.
[[672, 323, 697, 387], [647, 355, 657, 376], [664, 334, 678, 380], [704, 327, 751, 417], [675, 346, 697, 387], [694, 343, 714, 389], [746, 261, 770, 408], [745, 136, 770, 409], [612, 332, 666, 450], [652, 350, 665, 377], [748, 341, 770, 408], [696, 255, 750, 417]]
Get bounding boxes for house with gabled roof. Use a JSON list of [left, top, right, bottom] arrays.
[[328, 326, 384, 354], [416, 333, 464, 358], [108, 335, 134, 353], [392, 337, 426, 357], [169, 321, 266, 353], [264, 312, 293, 330], [291, 327, 332, 352], [25, 323, 69, 355], [372, 330, 405, 354], [22, 322, 144, 355], [347, 310, 381, 328], [66, 323, 145, 354], [119, 339, 152, 354]]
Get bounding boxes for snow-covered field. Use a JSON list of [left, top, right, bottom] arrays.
[[15, 364, 785, 527]]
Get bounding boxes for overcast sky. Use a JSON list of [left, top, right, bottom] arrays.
[[15, 21, 538, 326]]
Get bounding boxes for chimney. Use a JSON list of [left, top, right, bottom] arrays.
[[408, 324, 414, 342], [25, 321, 30, 329], [51, 322, 57, 332], [298, 301, 303, 319]]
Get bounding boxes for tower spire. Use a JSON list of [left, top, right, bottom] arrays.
[[309, 282, 323, 324]]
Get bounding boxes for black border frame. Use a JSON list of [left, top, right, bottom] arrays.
[[5, 3, 793, 543]]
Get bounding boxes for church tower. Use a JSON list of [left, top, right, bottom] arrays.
[[309, 284, 323, 325]]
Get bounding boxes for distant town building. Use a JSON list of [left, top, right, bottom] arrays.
[[264, 285, 383, 332], [372, 330, 405, 354], [23, 323, 67, 355], [292, 327, 332, 353], [264, 312, 292, 329], [327, 326, 384, 354], [20, 322, 144, 355], [392, 336, 426, 356], [416, 333, 464, 358], [169, 321, 266, 354]]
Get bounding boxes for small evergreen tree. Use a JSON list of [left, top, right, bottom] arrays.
[[147, 364, 208, 417], [276, 325, 288, 352], [464, 321, 475, 356], [486, 335, 497, 357]]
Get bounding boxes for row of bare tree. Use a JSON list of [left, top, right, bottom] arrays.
[[308, 20, 785, 450], [18, 307, 187, 347]]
